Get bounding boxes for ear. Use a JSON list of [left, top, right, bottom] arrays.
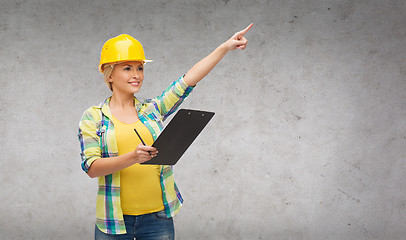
[[108, 75, 113, 83]]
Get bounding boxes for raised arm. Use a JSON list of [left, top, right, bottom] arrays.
[[183, 23, 253, 86]]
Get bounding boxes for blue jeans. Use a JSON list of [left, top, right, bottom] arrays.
[[95, 210, 174, 240]]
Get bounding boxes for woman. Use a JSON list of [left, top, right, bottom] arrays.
[[78, 23, 253, 240]]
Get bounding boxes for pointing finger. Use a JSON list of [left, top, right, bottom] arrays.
[[237, 23, 253, 37]]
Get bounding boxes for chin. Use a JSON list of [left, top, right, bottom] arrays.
[[131, 87, 141, 94]]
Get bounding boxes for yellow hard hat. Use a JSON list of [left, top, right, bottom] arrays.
[[99, 34, 152, 73]]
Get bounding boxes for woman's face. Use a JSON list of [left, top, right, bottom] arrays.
[[109, 61, 144, 94]]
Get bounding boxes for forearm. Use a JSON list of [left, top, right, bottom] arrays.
[[86, 151, 137, 178], [183, 43, 229, 86], [86, 144, 158, 178]]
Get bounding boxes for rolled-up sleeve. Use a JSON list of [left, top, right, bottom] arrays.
[[153, 75, 195, 121], [78, 109, 101, 173]]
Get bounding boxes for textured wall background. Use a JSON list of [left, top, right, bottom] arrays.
[[1, 0, 405, 239]]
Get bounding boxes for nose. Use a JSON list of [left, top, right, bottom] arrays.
[[131, 69, 140, 79]]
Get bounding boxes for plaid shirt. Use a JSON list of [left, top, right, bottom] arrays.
[[78, 76, 194, 235]]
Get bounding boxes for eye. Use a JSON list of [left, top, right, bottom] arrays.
[[124, 67, 131, 71], [137, 67, 144, 71]]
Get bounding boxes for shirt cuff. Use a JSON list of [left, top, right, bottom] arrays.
[[179, 75, 195, 93]]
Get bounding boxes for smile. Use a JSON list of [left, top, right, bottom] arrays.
[[129, 82, 140, 86]]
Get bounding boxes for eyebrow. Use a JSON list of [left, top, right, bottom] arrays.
[[124, 64, 143, 67]]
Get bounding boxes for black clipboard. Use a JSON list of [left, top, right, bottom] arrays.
[[141, 109, 215, 165]]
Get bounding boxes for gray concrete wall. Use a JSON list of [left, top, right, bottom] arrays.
[[1, 0, 405, 239]]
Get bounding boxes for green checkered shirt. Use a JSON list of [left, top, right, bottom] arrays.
[[78, 76, 194, 234]]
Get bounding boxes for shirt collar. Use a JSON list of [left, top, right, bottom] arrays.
[[98, 96, 141, 119]]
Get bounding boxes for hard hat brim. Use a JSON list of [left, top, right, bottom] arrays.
[[99, 59, 153, 73]]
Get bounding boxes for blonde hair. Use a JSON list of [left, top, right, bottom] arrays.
[[102, 64, 114, 91]]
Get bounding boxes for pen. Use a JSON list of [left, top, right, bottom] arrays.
[[134, 128, 152, 156]]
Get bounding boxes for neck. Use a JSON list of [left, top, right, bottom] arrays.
[[110, 92, 135, 109]]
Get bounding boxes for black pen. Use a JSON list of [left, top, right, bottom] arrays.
[[134, 128, 152, 156]]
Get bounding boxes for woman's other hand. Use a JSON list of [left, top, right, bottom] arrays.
[[222, 23, 253, 51], [134, 144, 158, 164], [183, 23, 253, 86]]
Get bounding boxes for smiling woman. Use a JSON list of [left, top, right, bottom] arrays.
[[78, 24, 253, 239], [109, 62, 145, 94]]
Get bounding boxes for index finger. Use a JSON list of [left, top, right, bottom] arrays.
[[237, 23, 253, 36]]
